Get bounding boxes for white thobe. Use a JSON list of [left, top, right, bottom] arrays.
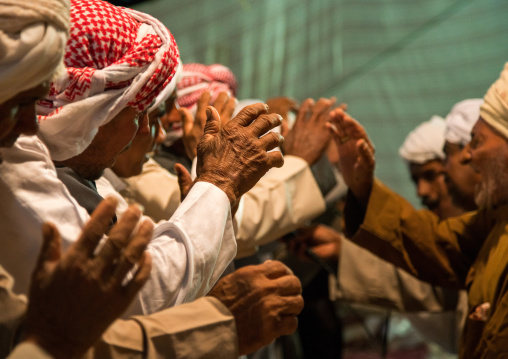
[[0, 135, 236, 315]]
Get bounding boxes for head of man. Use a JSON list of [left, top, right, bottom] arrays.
[[400, 116, 460, 218], [0, 0, 69, 152], [463, 63, 508, 209], [442, 99, 483, 211], [159, 63, 238, 147], [36, 0, 180, 180]]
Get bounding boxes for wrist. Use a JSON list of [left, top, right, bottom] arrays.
[[197, 172, 239, 205]]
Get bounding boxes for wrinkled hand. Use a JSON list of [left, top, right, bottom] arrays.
[[283, 97, 336, 165], [287, 225, 343, 265], [196, 103, 284, 204], [182, 91, 237, 160], [266, 97, 299, 137], [208, 261, 303, 355], [327, 108, 375, 205], [23, 197, 154, 359]]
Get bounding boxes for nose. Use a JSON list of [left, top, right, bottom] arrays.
[[460, 143, 472, 164], [417, 179, 432, 199]]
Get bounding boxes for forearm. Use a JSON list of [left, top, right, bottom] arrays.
[[235, 156, 326, 258], [136, 182, 237, 314]]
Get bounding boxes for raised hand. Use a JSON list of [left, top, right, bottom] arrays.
[[23, 197, 153, 359], [208, 260, 303, 355], [196, 103, 284, 205], [182, 91, 237, 160], [328, 108, 375, 204], [283, 97, 336, 165], [287, 225, 343, 265], [265, 96, 299, 137]]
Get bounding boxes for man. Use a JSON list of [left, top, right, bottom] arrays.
[[328, 63, 508, 357], [399, 115, 463, 219], [27, 0, 288, 314], [0, 1, 303, 357]]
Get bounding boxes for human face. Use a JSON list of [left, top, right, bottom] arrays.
[[465, 118, 508, 209], [160, 91, 181, 133], [409, 160, 448, 213], [0, 82, 49, 149], [111, 109, 162, 178], [54, 106, 142, 180], [443, 141, 481, 211]]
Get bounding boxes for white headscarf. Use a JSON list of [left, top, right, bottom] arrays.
[[480, 62, 508, 140], [445, 99, 483, 146], [399, 115, 446, 164], [0, 0, 69, 104]]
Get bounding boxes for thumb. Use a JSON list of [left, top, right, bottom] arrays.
[[175, 163, 193, 201], [180, 108, 194, 136], [33, 222, 62, 279], [202, 106, 221, 137]]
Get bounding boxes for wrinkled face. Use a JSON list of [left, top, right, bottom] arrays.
[[54, 106, 143, 180], [0, 82, 49, 150], [443, 141, 481, 211], [111, 107, 164, 178], [467, 118, 508, 209], [409, 160, 448, 213]]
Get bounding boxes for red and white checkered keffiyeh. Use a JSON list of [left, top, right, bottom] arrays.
[[177, 63, 237, 110], [37, 0, 180, 161]]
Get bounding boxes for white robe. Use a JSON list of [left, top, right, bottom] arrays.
[[0, 135, 236, 315]]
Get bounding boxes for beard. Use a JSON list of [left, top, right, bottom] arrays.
[[474, 156, 507, 209]]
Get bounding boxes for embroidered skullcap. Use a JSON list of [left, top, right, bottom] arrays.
[[480, 62, 508, 140], [0, 0, 69, 104], [37, 0, 180, 161], [444, 99, 483, 146], [399, 115, 446, 164]]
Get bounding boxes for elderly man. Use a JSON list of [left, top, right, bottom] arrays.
[[25, 0, 289, 314], [329, 63, 508, 357], [399, 116, 463, 219], [111, 63, 330, 257], [0, 1, 303, 358]]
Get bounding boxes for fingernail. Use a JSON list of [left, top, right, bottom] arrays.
[[279, 133, 285, 143], [264, 103, 269, 111], [274, 114, 283, 125]]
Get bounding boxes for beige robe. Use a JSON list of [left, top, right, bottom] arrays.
[[1, 266, 238, 359]]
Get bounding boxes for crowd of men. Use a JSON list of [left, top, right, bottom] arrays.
[[1, 0, 508, 358]]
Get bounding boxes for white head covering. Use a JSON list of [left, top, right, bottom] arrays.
[[0, 0, 69, 104], [445, 99, 483, 146], [399, 115, 446, 164], [480, 62, 508, 140], [37, 0, 181, 161]]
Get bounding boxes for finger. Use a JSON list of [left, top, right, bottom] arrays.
[[175, 163, 193, 201], [309, 98, 335, 124], [272, 275, 302, 296], [338, 102, 348, 111], [265, 151, 284, 168], [111, 218, 154, 286], [180, 108, 194, 136], [358, 139, 375, 167], [94, 205, 142, 273], [74, 196, 118, 257], [294, 98, 314, 126], [278, 295, 305, 316], [258, 131, 284, 152], [33, 222, 62, 280], [202, 106, 221, 137], [248, 114, 282, 137], [196, 91, 211, 126], [221, 97, 237, 126], [230, 103, 268, 127], [125, 252, 153, 297], [212, 92, 229, 113], [263, 260, 294, 279], [277, 315, 299, 336]]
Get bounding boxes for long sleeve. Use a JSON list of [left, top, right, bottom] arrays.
[[0, 135, 236, 316], [343, 179, 494, 289], [235, 155, 326, 258]]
